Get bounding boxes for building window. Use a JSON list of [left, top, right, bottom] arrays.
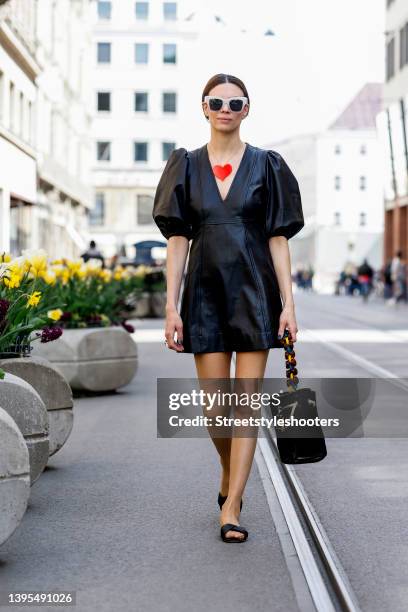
[[97, 1, 111, 20], [10, 201, 29, 255], [97, 42, 111, 64], [399, 26, 405, 69], [9, 81, 15, 130], [97, 141, 111, 161], [405, 23, 408, 66], [18, 91, 23, 136], [134, 142, 148, 161], [360, 144, 367, 155], [0, 71, 4, 123], [97, 92, 111, 112], [137, 194, 154, 225], [28, 100, 32, 144], [162, 142, 176, 161], [90, 193, 105, 226], [334, 176, 341, 190], [134, 92, 148, 112], [163, 43, 176, 64], [386, 36, 395, 81], [334, 144, 341, 155], [162, 92, 176, 113], [50, 108, 57, 154], [135, 43, 149, 64], [163, 2, 177, 20], [359, 212, 367, 227], [400, 22, 408, 69], [135, 2, 149, 20], [359, 176, 367, 190], [334, 211, 341, 226]]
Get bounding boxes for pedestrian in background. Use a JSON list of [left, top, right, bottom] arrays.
[[382, 259, 393, 300], [81, 240, 105, 269], [357, 258, 374, 302], [389, 250, 407, 304]]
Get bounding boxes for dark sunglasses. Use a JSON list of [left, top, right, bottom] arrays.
[[204, 96, 248, 112]]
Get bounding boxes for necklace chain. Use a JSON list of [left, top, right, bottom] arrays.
[[207, 142, 246, 167]]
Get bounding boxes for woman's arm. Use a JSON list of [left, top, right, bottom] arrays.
[[268, 235, 298, 342], [165, 235, 190, 352]]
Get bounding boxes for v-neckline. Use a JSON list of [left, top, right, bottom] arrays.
[[204, 142, 249, 204]]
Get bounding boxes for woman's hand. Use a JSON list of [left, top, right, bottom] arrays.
[[277, 303, 298, 343], [165, 306, 184, 352]]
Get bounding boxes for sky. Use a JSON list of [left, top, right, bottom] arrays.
[[182, 0, 386, 147]]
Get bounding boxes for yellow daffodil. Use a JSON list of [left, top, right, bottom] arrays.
[[7, 258, 24, 276], [47, 308, 63, 321], [3, 272, 22, 288], [22, 249, 48, 277], [99, 269, 112, 282], [51, 265, 65, 278], [26, 290, 42, 308], [134, 265, 147, 278], [40, 269, 57, 285], [66, 260, 83, 276], [0, 252, 11, 263], [83, 260, 102, 274], [61, 270, 70, 284]]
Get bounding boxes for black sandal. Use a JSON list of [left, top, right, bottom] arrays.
[[220, 523, 248, 543], [218, 492, 243, 511]]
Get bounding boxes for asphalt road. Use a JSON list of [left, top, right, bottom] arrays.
[[292, 291, 408, 612], [1, 290, 407, 612]]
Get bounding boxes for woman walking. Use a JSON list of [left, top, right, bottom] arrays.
[[152, 73, 304, 543]]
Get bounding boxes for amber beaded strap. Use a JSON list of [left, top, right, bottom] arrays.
[[279, 329, 299, 392]]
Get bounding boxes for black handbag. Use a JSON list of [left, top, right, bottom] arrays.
[[271, 329, 327, 464]]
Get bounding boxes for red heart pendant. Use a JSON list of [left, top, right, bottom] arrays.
[[213, 164, 232, 181]]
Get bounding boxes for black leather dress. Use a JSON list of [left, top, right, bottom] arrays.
[[152, 142, 305, 354]]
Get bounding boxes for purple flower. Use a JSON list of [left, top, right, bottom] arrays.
[[86, 314, 103, 326], [0, 299, 10, 321], [121, 321, 135, 333], [37, 325, 63, 343]]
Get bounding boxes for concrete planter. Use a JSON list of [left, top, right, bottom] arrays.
[[0, 372, 49, 485], [132, 291, 151, 318], [150, 291, 166, 317], [0, 406, 30, 547], [129, 290, 167, 318], [0, 355, 74, 457], [32, 326, 138, 392]]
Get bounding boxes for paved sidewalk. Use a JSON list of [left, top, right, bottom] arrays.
[[0, 339, 301, 612]]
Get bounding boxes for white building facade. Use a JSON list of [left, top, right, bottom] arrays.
[[376, 0, 408, 263], [35, 0, 93, 259], [0, 0, 38, 254], [0, 0, 93, 259], [264, 83, 384, 293], [90, 0, 200, 259]]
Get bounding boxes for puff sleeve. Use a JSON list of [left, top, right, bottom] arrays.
[[152, 147, 193, 241], [265, 150, 305, 240]]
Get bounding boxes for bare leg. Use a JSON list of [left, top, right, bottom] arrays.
[[220, 349, 269, 540], [194, 351, 233, 496]]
